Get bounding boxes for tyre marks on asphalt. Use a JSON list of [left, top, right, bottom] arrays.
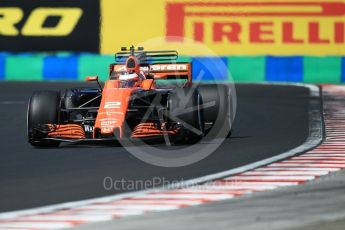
[[1, 85, 345, 229]]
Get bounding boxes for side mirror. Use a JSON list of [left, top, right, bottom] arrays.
[[85, 76, 102, 92], [86, 76, 98, 81]]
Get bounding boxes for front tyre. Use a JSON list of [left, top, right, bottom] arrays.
[[27, 91, 61, 147], [168, 88, 205, 144]]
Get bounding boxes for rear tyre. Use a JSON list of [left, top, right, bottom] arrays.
[[168, 88, 204, 144], [27, 91, 61, 147], [198, 84, 233, 139]]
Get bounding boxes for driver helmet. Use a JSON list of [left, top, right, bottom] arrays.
[[126, 56, 140, 74]]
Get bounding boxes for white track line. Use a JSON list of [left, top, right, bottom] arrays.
[[269, 163, 345, 168], [243, 171, 329, 176], [80, 204, 179, 211], [256, 167, 340, 172]]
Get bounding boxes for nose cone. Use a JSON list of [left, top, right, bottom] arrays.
[[94, 82, 134, 139]]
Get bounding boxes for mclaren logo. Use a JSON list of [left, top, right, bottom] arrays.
[[165, 1, 345, 44], [150, 64, 188, 71], [0, 7, 83, 36], [114, 64, 188, 72]]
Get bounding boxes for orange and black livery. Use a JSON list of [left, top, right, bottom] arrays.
[[27, 46, 233, 147]]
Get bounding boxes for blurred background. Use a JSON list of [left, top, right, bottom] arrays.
[[0, 0, 344, 83]]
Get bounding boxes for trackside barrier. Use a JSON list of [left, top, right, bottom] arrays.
[[0, 53, 344, 83]]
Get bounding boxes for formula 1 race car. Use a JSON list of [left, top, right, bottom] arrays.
[[27, 46, 233, 147]]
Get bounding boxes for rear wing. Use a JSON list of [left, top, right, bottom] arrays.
[[109, 47, 192, 85], [110, 63, 192, 85], [115, 50, 178, 64]]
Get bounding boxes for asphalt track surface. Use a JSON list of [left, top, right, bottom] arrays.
[[0, 82, 313, 212]]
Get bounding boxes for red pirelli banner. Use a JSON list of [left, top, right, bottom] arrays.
[[101, 0, 345, 56]]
